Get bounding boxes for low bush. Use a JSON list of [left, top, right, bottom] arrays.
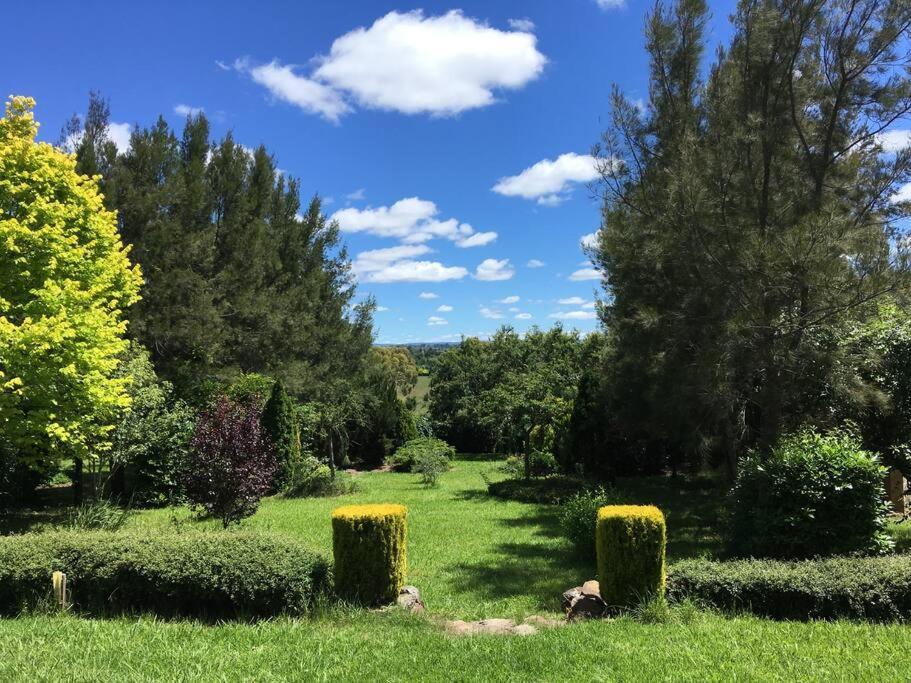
[[283, 457, 357, 498], [413, 451, 450, 487], [487, 476, 584, 504], [386, 437, 455, 472], [0, 531, 330, 618], [528, 450, 558, 477], [729, 429, 892, 559], [667, 555, 911, 621], [498, 455, 525, 479], [559, 486, 623, 559], [596, 505, 666, 608], [332, 504, 407, 606], [888, 520, 911, 554]]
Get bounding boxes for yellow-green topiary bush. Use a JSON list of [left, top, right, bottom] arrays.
[[596, 505, 666, 608], [331, 503, 407, 605]]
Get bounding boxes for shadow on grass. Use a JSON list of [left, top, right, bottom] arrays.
[[447, 507, 592, 611]]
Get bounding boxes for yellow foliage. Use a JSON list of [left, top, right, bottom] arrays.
[[331, 503, 407, 605], [596, 504, 666, 608], [0, 96, 142, 463]]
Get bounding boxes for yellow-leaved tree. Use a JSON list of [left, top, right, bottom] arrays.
[[0, 96, 142, 482]]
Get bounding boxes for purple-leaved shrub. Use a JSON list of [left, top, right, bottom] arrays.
[[183, 397, 277, 527]]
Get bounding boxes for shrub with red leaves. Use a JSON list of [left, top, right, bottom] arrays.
[[183, 396, 277, 527]]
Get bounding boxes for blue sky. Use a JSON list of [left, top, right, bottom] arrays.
[[5, 0, 741, 343]]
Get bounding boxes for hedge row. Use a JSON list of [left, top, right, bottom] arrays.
[[667, 556, 911, 621], [0, 531, 330, 619]]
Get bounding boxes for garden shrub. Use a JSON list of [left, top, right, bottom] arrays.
[[667, 555, 911, 621], [284, 457, 357, 498], [596, 505, 666, 608], [0, 531, 330, 618], [183, 397, 277, 527], [385, 437, 454, 472], [729, 429, 892, 559], [559, 486, 623, 559], [498, 455, 525, 479], [413, 450, 450, 487], [528, 450, 558, 477], [332, 504, 407, 605], [261, 381, 296, 490]]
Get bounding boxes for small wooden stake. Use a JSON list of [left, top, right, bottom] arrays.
[[52, 571, 68, 609]]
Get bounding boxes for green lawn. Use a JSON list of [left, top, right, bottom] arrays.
[[0, 457, 908, 682]]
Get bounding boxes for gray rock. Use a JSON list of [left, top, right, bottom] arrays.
[[581, 580, 601, 597], [397, 585, 425, 612]]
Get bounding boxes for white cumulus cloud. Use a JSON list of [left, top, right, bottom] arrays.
[[427, 316, 448, 326], [581, 232, 599, 250], [595, 0, 626, 9], [515, 312, 533, 320], [237, 58, 351, 123], [419, 292, 439, 299], [492, 153, 599, 205], [549, 309, 598, 320], [508, 18, 536, 32], [480, 307, 504, 319], [569, 267, 601, 282], [497, 295, 520, 304], [313, 10, 546, 116], [437, 304, 454, 312], [352, 246, 467, 283], [877, 130, 911, 153], [234, 11, 546, 121], [558, 296, 588, 305], [331, 197, 496, 246], [526, 259, 545, 268], [892, 182, 911, 203], [174, 104, 204, 117], [475, 258, 515, 281]]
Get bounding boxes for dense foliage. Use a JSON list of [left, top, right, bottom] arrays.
[[108, 343, 194, 505], [0, 531, 330, 618], [332, 504, 408, 606], [668, 555, 911, 622], [593, 0, 911, 477], [0, 97, 142, 485], [729, 430, 892, 559], [386, 437, 455, 472], [428, 327, 604, 475], [559, 487, 622, 560], [183, 397, 277, 527], [261, 381, 297, 490], [66, 94, 375, 400]]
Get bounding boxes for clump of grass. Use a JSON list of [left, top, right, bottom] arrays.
[[65, 500, 132, 531]]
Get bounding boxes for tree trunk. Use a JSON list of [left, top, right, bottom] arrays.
[[328, 436, 336, 479], [73, 457, 83, 506]]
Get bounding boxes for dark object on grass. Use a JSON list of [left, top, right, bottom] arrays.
[[562, 579, 608, 620], [0, 531, 330, 619], [487, 476, 585, 504]]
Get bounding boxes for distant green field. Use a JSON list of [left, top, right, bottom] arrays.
[[410, 374, 431, 414]]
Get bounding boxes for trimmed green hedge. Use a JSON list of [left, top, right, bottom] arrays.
[[596, 505, 666, 608], [332, 504, 407, 606], [667, 556, 911, 621], [0, 531, 330, 618]]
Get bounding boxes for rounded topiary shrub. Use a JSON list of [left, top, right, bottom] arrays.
[[332, 504, 407, 605], [596, 505, 666, 608], [729, 429, 892, 559]]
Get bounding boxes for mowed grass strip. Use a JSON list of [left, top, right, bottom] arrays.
[[0, 611, 907, 682]]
